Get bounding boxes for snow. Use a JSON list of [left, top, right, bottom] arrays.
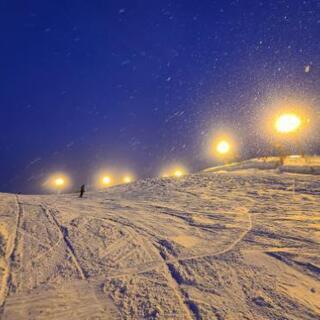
[[0, 163, 319, 319], [205, 155, 320, 175]]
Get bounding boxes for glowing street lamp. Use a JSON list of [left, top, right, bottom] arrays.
[[123, 175, 133, 183], [216, 140, 231, 155], [54, 177, 65, 187], [173, 169, 184, 177], [44, 174, 70, 194], [211, 136, 234, 164], [275, 113, 302, 134], [101, 175, 112, 186], [272, 111, 306, 163], [161, 166, 187, 178]]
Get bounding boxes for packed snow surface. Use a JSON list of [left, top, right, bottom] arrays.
[[0, 167, 319, 319]]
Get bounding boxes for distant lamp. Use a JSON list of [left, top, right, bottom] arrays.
[[174, 170, 184, 177], [102, 176, 112, 185], [161, 166, 187, 178], [275, 113, 301, 134], [45, 174, 70, 193], [173, 166, 187, 178], [123, 175, 133, 183], [216, 140, 231, 155], [210, 136, 234, 164], [273, 111, 305, 163], [54, 177, 65, 187]]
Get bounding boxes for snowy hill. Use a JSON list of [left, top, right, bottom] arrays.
[[205, 155, 320, 175], [0, 166, 320, 319]]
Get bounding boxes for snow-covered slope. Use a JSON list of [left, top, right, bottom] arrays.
[[0, 168, 319, 319]]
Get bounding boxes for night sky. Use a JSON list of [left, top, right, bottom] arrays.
[[1, 1, 319, 193]]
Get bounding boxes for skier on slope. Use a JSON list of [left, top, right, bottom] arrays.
[[79, 184, 85, 198]]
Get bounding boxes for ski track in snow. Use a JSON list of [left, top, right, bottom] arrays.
[[41, 205, 87, 280], [0, 169, 320, 319]]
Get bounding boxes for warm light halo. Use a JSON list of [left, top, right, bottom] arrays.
[[174, 170, 183, 177], [275, 113, 302, 133], [209, 134, 234, 159], [54, 177, 65, 186], [44, 173, 71, 192], [123, 175, 133, 183], [216, 140, 231, 154], [161, 165, 188, 178], [101, 175, 112, 185], [259, 96, 314, 142]]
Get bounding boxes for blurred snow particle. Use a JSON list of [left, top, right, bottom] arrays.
[[66, 142, 74, 148], [119, 8, 126, 14], [121, 59, 131, 66], [166, 76, 172, 82], [26, 158, 41, 168], [304, 65, 311, 73]]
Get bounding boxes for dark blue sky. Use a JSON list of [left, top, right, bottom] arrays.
[[0, 0, 319, 193]]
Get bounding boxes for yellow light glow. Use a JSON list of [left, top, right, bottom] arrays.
[[216, 140, 230, 154], [95, 170, 116, 188], [123, 175, 133, 183], [102, 176, 112, 185], [174, 170, 184, 177], [275, 113, 301, 133], [161, 166, 187, 178], [54, 177, 65, 186], [209, 134, 235, 162], [44, 173, 70, 192]]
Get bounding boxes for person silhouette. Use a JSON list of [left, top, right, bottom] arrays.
[[79, 184, 85, 198]]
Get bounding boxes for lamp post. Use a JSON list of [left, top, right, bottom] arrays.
[[216, 140, 231, 156], [54, 177, 65, 194], [173, 169, 184, 177], [275, 113, 301, 134], [101, 175, 112, 186], [123, 175, 133, 183], [274, 113, 303, 165], [161, 166, 187, 178], [213, 138, 233, 164]]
